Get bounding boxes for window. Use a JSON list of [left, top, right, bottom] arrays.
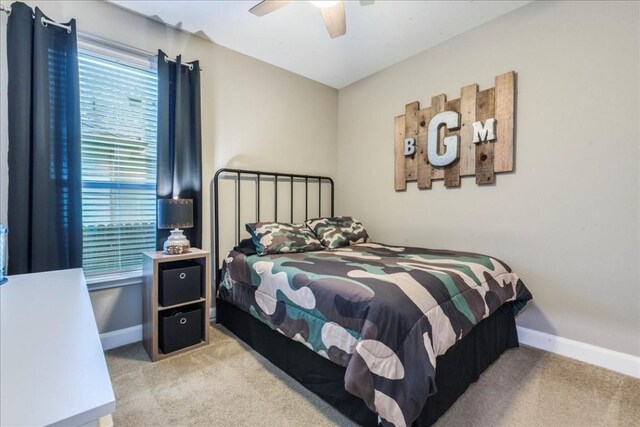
[[78, 42, 158, 278]]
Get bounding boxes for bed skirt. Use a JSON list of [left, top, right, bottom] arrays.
[[216, 298, 519, 426]]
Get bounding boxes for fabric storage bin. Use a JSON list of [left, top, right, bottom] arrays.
[[159, 305, 202, 354], [159, 261, 201, 306]]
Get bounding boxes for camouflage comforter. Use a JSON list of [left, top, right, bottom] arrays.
[[219, 242, 532, 426]]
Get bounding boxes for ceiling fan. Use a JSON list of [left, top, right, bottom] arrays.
[[249, 1, 348, 39]]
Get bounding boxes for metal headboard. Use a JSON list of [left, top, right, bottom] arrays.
[[212, 168, 334, 288]]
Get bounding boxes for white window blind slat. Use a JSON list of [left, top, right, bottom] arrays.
[[79, 48, 158, 278]]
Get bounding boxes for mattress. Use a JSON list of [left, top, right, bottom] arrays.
[[218, 242, 532, 427]]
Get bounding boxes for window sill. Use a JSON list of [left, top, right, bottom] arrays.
[[86, 270, 143, 291]]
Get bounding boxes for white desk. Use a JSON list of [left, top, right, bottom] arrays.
[[1, 269, 115, 427]]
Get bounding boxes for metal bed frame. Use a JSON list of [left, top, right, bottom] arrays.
[[212, 168, 334, 289]]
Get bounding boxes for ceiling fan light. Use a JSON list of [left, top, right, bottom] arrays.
[[310, 1, 340, 9]]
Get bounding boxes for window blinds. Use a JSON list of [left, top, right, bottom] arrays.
[[78, 48, 158, 277]]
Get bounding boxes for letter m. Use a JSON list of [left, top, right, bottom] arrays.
[[472, 118, 496, 144]]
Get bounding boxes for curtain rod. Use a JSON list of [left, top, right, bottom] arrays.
[[79, 33, 201, 70], [2, 4, 202, 71], [163, 54, 195, 71], [80, 33, 202, 71], [1, 4, 72, 33]]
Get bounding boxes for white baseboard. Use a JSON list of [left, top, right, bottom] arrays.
[[100, 325, 142, 351], [516, 326, 640, 378], [99, 320, 639, 378]]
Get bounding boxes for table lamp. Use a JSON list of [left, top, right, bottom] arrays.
[[157, 198, 194, 254]]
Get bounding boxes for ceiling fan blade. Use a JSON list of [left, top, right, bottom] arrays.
[[249, 0, 292, 17], [320, 1, 346, 39]]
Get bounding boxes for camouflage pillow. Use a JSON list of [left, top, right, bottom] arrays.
[[245, 222, 324, 256], [305, 216, 370, 249]]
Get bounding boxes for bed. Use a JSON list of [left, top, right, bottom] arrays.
[[213, 168, 532, 427]]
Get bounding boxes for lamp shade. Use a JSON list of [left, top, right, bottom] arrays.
[[157, 199, 194, 229]]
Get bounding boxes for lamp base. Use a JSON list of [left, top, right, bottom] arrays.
[[163, 229, 191, 255]]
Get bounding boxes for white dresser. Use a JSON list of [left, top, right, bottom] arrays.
[[0, 269, 115, 426]]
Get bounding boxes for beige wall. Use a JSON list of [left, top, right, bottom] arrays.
[[1, 0, 338, 333], [337, 0, 640, 356]]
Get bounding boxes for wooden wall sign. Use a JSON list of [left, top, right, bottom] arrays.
[[394, 71, 515, 191]]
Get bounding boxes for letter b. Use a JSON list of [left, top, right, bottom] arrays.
[[404, 138, 416, 156]]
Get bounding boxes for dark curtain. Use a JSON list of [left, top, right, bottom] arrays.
[[7, 3, 82, 274], [156, 50, 202, 250]]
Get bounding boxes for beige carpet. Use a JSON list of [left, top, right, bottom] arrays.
[[105, 325, 639, 427]]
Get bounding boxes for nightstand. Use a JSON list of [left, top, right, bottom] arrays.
[[142, 248, 211, 361]]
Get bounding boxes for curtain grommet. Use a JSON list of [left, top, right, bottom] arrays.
[[40, 16, 72, 34]]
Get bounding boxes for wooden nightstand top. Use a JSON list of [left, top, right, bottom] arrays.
[[143, 247, 209, 262]]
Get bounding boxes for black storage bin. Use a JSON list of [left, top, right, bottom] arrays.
[[159, 261, 201, 307], [159, 306, 202, 354]]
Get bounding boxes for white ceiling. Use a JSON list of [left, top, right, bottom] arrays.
[[109, 0, 531, 89]]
